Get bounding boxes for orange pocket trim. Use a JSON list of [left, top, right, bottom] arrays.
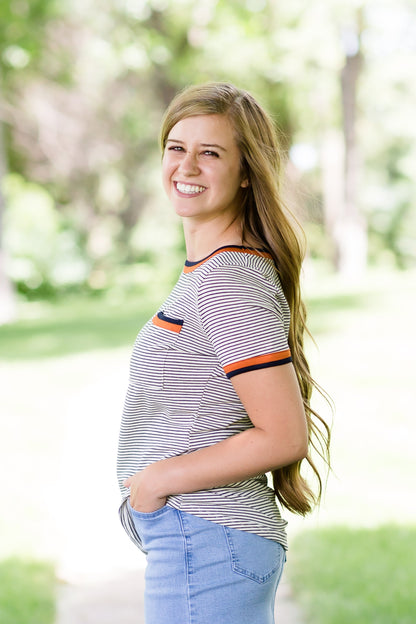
[[152, 312, 183, 333]]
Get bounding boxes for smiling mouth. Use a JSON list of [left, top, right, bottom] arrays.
[[175, 182, 207, 195]]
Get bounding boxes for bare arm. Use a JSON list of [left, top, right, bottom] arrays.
[[125, 363, 308, 512]]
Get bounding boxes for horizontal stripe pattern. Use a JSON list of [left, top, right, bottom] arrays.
[[117, 247, 292, 549], [118, 498, 146, 553]]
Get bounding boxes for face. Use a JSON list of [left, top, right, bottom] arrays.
[[162, 114, 248, 222]]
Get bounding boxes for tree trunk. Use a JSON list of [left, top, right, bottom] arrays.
[[336, 16, 367, 278], [321, 15, 367, 278], [338, 38, 367, 278], [321, 128, 345, 269]]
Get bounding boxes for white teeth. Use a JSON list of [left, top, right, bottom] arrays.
[[176, 182, 206, 194]]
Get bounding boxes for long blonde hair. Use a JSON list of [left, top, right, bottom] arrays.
[[160, 82, 331, 515]]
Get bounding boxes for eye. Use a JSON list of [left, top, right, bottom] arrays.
[[167, 145, 184, 152], [202, 150, 219, 158]]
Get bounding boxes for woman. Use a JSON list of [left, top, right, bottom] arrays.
[[117, 82, 330, 624]]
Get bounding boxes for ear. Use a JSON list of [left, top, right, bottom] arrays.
[[240, 178, 249, 188]]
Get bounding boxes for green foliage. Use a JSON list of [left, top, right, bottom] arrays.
[[364, 135, 416, 269], [1, 0, 415, 301], [3, 174, 90, 296], [288, 525, 416, 624], [0, 0, 59, 75], [0, 288, 163, 359], [0, 558, 55, 624], [0, 267, 413, 623]]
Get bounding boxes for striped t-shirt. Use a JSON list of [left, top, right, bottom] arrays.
[[117, 245, 292, 549]]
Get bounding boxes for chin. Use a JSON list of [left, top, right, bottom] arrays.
[[173, 203, 200, 218]]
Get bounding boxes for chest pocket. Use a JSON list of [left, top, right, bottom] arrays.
[[129, 311, 184, 391], [152, 311, 184, 335]]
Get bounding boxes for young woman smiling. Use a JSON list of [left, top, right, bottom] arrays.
[[117, 83, 331, 624]]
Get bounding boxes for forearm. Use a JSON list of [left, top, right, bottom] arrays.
[[125, 366, 308, 512], [147, 426, 307, 498]]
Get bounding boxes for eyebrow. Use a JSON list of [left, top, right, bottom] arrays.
[[166, 139, 227, 152]]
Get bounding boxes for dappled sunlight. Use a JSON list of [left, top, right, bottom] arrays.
[[302, 269, 415, 530], [0, 267, 414, 622], [1, 269, 414, 566], [1, 0, 415, 620], [0, 349, 145, 581]]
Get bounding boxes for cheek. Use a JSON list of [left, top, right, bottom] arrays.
[[222, 169, 244, 197]]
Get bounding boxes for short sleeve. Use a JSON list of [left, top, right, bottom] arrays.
[[197, 265, 292, 379]]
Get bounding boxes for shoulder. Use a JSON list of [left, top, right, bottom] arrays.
[[195, 251, 289, 320], [197, 248, 280, 287]]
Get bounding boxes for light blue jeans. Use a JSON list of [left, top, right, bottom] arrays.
[[126, 500, 285, 624]]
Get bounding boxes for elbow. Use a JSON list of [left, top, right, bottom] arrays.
[[293, 419, 309, 462], [296, 429, 309, 461], [287, 437, 308, 464], [296, 441, 309, 462], [270, 439, 308, 469]]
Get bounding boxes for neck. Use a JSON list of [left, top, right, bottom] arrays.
[[183, 217, 244, 261]]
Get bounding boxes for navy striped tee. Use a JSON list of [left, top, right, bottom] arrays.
[[117, 246, 292, 549]]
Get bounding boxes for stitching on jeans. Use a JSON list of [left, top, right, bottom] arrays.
[[128, 502, 171, 519], [177, 510, 193, 624], [223, 526, 283, 584]]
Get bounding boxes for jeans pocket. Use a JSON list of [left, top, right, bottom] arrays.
[[119, 498, 147, 554], [224, 526, 286, 584], [127, 500, 172, 519]]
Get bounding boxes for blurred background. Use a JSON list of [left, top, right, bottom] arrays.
[[0, 1, 415, 623]]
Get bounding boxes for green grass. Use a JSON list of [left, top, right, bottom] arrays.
[[288, 525, 416, 624], [0, 558, 55, 624], [0, 266, 397, 361], [0, 266, 414, 621], [0, 288, 162, 360]]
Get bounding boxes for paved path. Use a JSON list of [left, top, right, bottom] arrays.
[[56, 568, 305, 624], [52, 351, 305, 623]]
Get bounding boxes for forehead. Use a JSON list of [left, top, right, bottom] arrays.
[[167, 114, 237, 145]]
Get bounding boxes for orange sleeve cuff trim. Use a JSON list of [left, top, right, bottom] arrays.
[[223, 350, 292, 378]]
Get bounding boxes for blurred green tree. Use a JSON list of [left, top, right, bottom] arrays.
[[0, 0, 60, 319], [0, 0, 415, 308]]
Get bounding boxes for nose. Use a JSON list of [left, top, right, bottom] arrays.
[[178, 151, 200, 176]]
